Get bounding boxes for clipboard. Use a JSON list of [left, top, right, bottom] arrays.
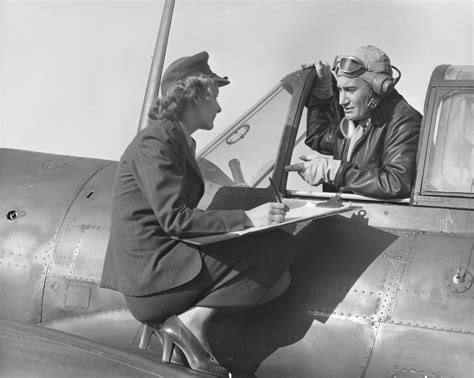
[[176, 200, 358, 246]]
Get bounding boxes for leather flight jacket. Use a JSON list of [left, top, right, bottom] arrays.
[[305, 89, 422, 199]]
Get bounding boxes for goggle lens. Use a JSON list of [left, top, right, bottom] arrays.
[[332, 56, 366, 76]]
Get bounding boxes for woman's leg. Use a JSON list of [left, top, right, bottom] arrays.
[[126, 229, 300, 375], [125, 230, 298, 324], [196, 229, 299, 309], [124, 266, 215, 324], [177, 306, 218, 352], [257, 267, 291, 305]]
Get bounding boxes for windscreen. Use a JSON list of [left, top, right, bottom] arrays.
[[425, 90, 474, 194], [198, 86, 293, 188], [444, 65, 474, 80], [284, 107, 324, 194]]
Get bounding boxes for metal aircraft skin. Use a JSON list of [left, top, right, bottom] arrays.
[[0, 319, 209, 378], [1, 63, 473, 377]]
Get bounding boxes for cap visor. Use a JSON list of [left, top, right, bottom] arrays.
[[213, 75, 230, 87]]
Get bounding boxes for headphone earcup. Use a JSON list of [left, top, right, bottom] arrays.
[[371, 73, 395, 95]]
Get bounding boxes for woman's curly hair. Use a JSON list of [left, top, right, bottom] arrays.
[[149, 76, 215, 122]]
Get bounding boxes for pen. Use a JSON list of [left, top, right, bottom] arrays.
[[268, 177, 283, 203]]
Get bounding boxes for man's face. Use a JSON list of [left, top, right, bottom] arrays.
[[336, 76, 371, 121]]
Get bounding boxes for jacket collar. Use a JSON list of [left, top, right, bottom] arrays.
[[177, 122, 197, 155], [370, 89, 403, 127], [174, 121, 203, 180]]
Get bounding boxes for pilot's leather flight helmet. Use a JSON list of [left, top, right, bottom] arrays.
[[332, 45, 401, 110]]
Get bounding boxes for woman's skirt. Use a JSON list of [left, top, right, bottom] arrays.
[[124, 229, 300, 323]]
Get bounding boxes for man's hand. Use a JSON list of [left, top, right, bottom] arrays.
[[285, 155, 341, 186], [302, 59, 333, 100]]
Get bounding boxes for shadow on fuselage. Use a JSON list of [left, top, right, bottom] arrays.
[[207, 211, 397, 377]]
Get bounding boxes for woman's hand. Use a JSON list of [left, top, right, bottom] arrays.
[[244, 202, 289, 227]]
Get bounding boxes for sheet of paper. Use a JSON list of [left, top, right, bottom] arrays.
[[176, 200, 356, 246], [234, 200, 352, 236]]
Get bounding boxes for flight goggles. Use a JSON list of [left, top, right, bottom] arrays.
[[332, 55, 391, 77]]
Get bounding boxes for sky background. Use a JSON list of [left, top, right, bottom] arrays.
[[0, 0, 472, 160]]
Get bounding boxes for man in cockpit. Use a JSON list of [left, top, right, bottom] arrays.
[[285, 45, 421, 199]]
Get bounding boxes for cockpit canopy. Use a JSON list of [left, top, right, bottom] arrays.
[[198, 65, 474, 209]]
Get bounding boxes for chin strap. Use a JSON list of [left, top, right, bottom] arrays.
[[367, 87, 380, 111]]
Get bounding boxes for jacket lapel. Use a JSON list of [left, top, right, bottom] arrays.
[[185, 143, 203, 182], [175, 125, 203, 182]]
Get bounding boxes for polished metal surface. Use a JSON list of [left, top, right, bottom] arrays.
[[365, 323, 474, 377], [258, 317, 376, 377], [0, 319, 206, 378], [390, 234, 474, 333], [445, 267, 473, 293], [0, 149, 112, 323], [41, 162, 126, 324]]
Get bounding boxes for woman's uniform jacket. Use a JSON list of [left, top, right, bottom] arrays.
[[100, 117, 248, 296], [305, 89, 422, 199]]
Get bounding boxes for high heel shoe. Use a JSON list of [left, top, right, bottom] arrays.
[[137, 323, 186, 366], [160, 315, 229, 377]]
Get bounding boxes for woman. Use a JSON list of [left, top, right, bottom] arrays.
[[101, 51, 299, 377]]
